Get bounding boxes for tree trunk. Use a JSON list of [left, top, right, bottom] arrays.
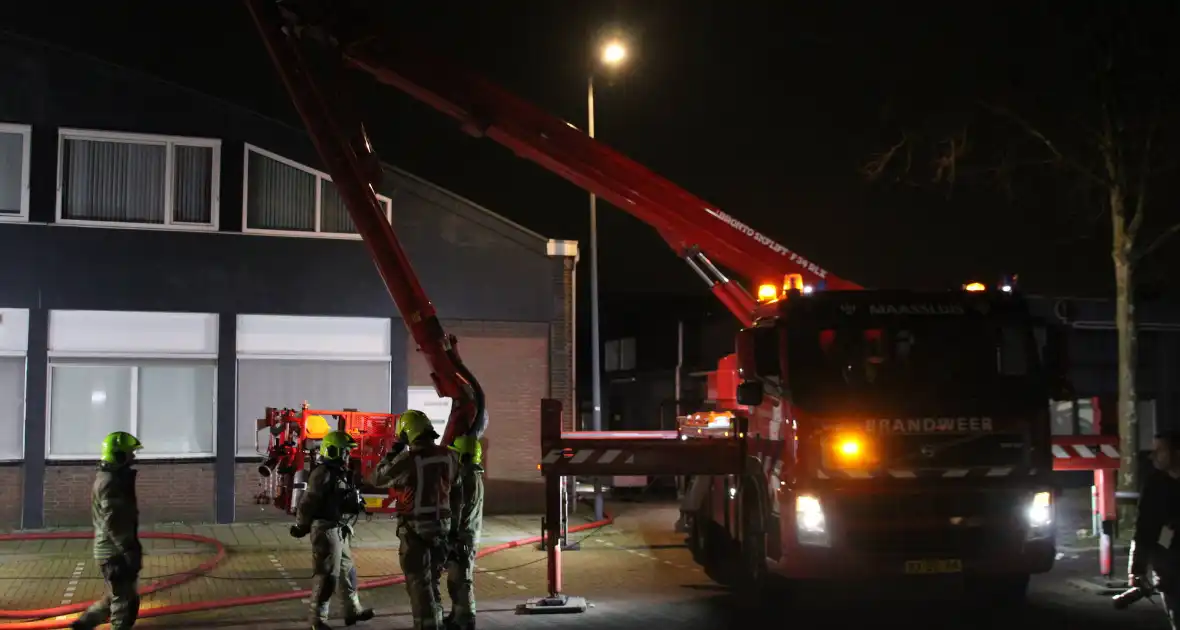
[[1111, 194, 1140, 535]]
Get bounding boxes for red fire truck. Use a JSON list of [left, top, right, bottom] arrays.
[[243, 0, 1122, 606]]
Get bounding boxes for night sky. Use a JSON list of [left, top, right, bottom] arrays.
[[5, 1, 1180, 301]]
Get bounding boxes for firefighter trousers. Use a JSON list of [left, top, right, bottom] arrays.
[[309, 523, 364, 624], [445, 534, 478, 626], [398, 521, 450, 630], [73, 561, 140, 629]]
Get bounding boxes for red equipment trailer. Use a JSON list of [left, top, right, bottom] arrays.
[[252, 403, 405, 515], [243, 0, 1121, 607]]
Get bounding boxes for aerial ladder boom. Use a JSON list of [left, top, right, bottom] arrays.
[[248, 1, 859, 330], [245, 0, 487, 446], [341, 36, 864, 326]]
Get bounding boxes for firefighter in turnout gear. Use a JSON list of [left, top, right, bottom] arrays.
[[444, 435, 484, 630], [71, 432, 144, 630], [291, 430, 374, 629], [368, 409, 461, 630]]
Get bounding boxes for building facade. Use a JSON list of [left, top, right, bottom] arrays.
[[0, 33, 575, 528]]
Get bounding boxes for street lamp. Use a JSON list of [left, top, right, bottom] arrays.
[[587, 37, 626, 522]]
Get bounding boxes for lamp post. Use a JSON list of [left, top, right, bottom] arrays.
[[587, 38, 626, 522]]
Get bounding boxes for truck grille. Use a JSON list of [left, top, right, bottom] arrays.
[[831, 491, 1027, 554], [877, 433, 1028, 469]]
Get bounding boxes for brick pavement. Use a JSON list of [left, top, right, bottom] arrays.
[[3, 498, 1143, 630]]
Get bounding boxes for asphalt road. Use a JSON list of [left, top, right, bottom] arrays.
[[105, 503, 1171, 630]]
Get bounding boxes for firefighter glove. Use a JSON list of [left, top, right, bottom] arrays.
[[289, 525, 309, 539], [385, 440, 408, 461]]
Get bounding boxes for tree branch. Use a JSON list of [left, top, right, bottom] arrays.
[[1134, 222, 1180, 264], [981, 102, 1109, 188], [1127, 103, 1159, 246], [862, 136, 909, 182]]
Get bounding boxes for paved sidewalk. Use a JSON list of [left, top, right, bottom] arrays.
[[0, 507, 623, 623], [1, 512, 551, 557]]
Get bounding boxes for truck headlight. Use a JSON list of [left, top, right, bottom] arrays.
[[795, 494, 830, 547], [1026, 491, 1053, 532]]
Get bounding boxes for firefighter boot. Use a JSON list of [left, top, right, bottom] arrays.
[[344, 608, 375, 625]]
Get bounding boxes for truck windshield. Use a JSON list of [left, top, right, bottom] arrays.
[[785, 317, 1040, 410]]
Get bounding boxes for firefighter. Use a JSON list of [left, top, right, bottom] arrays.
[[1129, 431, 1180, 629], [444, 435, 484, 630], [71, 431, 144, 630], [368, 409, 461, 630], [290, 430, 375, 629]]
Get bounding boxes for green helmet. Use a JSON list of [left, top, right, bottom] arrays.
[[449, 435, 482, 465], [397, 409, 436, 443], [319, 430, 358, 461], [100, 431, 143, 466]]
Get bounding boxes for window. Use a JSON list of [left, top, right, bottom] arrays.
[[47, 360, 216, 459], [235, 314, 392, 456], [604, 337, 637, 373], [0, 123, 31, 221], [0, 357, 25, 461], [236, 360, 391, 456], [243, 143, 392, 238], [57, 128, 220, 230]]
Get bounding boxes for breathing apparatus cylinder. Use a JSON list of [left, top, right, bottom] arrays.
[[289, 469, 309, 515]]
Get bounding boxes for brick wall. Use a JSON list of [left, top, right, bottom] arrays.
[[408, 320, 549, 513], [233, 460, 295, 523], [550, 257, 576, 431], [44, 462, 216, 526], [0, 464, 21, 529]]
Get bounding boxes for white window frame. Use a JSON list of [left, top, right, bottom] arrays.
[[0, 122, 32, 222], [0, 356, 27, 462], [55, 128, 222, 232], [241, 143, 393, 239], [45, 359, 218, 461]]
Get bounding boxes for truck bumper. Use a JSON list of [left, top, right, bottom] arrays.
[[773, 538, 1055, 579]]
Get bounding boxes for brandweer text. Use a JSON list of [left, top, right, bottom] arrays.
[[864, 417, 994, 433]]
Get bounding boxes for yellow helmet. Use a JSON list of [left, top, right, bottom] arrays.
[[319, 430, 357, 461], [449, 435, 482, 465], [397, 409, 436, 443]]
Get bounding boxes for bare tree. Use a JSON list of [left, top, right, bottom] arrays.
[[862, 8, 1180, 530]]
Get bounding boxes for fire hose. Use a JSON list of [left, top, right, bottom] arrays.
[[0, 513, 614, 629]]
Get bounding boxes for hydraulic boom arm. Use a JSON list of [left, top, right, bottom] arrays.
[[248, 1, 858, 331], [245, 0, 487, 445], [340, 36, 864, 324]]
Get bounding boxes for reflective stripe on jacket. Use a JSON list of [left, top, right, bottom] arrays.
[[368, 441, 461, 523]]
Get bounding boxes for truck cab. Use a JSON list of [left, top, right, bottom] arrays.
[[685, 288, 1069, 599]]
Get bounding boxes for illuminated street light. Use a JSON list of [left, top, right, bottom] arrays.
[[601, 40, 626, 65], [587, 34, 629, 523]]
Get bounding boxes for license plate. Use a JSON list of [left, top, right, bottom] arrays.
[[904, 559, 963, 574], [363, 496, 386, 508]]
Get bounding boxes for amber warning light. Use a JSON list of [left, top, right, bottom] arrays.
[[963, 282, 986, 292]]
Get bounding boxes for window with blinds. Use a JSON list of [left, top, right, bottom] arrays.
[[235, 359, 391, 457], [56, 129, 221, 230], [1, 123, 31, 220], [242, 143, 392, 238]]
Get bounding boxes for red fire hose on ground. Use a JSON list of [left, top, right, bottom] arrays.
[[0, 513, 614, 629]]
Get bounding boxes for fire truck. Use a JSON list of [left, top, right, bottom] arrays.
[[243, 0, 1121, 606]]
